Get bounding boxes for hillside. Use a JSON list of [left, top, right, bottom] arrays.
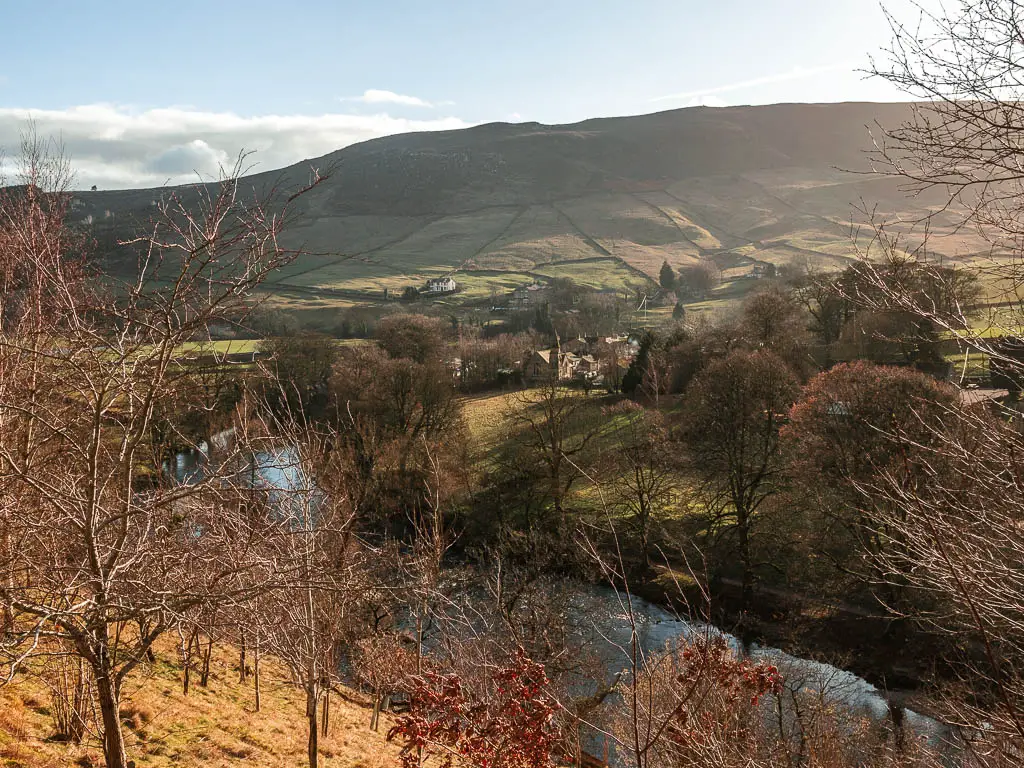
[[73, 103, 989, 321], [0, 638, 398, 767]]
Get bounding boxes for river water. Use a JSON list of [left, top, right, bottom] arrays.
[[173, 445, 953, 760], [570, 588, 949, 749]]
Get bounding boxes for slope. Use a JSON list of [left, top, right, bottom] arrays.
[[70, 103, 987, 320], [0, 638, 398, 767]]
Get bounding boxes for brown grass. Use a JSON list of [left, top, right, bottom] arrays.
[[0, 638, 399, 767]]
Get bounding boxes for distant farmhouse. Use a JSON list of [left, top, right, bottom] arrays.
[[524, 334, 633, 385], [425, 276, 457, 294], [525, 346, 586, 382], [509, 282, 548, 309], [747, 263, 777, 280]]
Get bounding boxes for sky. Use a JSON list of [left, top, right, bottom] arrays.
[[0, 0, 935, 189]]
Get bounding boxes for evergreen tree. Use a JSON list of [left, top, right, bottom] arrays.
[[659, 260, 676, 290], [672, 302, 686, 321], [621, 332, 655, 395]]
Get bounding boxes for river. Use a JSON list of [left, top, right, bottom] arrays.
[[569, 587, 950, 756], [173, 445, 954, 762]]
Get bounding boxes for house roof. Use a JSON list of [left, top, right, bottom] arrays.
[[959, 387, 1009, 406], [824, 402, 851, 417], [532, 349, 583, 365]]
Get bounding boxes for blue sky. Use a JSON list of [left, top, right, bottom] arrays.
[[0, 0, 932, 188]]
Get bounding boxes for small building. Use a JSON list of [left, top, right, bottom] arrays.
[[959, 386, 1010, 409], [509, 282, 548, 309], [748, 263, 777, 280], [524, 347, 580, 382], [563, 335, 597, 355], [576, 354, 600, 376], [425, 276, 457, 294]]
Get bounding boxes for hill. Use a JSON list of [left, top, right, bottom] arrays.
[[72, 103, 988, 323]]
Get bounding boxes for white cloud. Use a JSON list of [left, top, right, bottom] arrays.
[[0, 104, 473, 189], [653, 62, 858, 103], [346, 89, 434, 107], [147, 139, 229, 176]]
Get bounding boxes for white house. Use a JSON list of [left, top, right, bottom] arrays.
[[426, 276, 457, 293]]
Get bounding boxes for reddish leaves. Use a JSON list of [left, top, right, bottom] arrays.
[[388, 649, 557, 768], [666, 636, 783, 753]]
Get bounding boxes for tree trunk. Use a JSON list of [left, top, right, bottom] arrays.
[[253, 636, 261, 712], [370, 686, 381, 731], [416, 614, 424, 674], [306, 684, 319, 768], [321, 687, 330, 736], [639, 499, 651, 568], [0, 601, 11, 637], [200, 636, 213, 687], [182, 630, 198, 696], [239, 630, 247, 683], [95, 667, 127, 768], [890, 697, 906, 754], [551, 467, 565, 532], [1, 529, 13, 636], [737, 505, 752, 612]]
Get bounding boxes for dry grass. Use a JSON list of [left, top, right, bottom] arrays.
[[0, 638, 399, 768], [462, 390, 515, 451]]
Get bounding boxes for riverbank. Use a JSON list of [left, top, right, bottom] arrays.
[[630, 564, 953, 709]]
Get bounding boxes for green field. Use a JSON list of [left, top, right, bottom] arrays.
[[173, 337, 367, 358], [176, 339, 262, 354], [460, 387, 704, 527]]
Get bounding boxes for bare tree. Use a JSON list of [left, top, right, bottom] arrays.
[[504, 381, 605, 532], [835, 4, 1024, 762], [605, 402, 677, 567], [255, 421, 371, 768], [680, 349, 799, 609], [856, 403, 1024, 765], [0, 133, 326, 768], [864, 1, 1024, 354], [581, 517, 941, 768], [353, 632, 413, 731]]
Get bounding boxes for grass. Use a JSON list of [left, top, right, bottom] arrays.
[[176, 340, 262, 355], [462, 387, 620, 476], [170, 339, 368, 361], [444, 270, 538, 301], [457, 385, 720, 540], [109, 156, 1008, 326], [461, 390, 515, 451], [532, 258, 643, 292], [461, 386, 689, 518], [0, 638, 398, 768]]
